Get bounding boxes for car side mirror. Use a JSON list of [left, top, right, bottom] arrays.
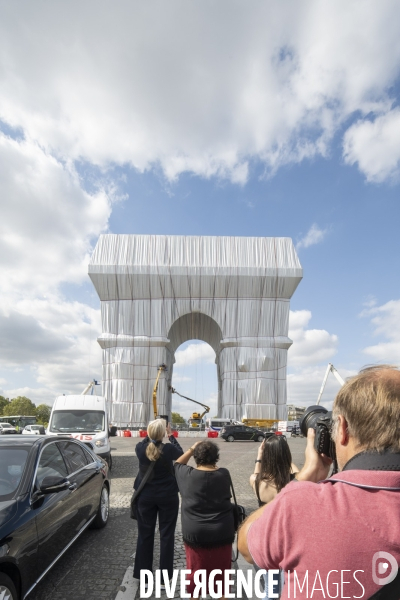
[[40, 476, 70, 494]]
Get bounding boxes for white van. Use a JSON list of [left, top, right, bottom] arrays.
[[47, 395, 111, 466]]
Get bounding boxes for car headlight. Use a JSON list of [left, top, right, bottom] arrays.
[[95, 438, 108, 447]]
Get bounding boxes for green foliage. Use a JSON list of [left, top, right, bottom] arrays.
[[3, 396, 37, 417], [35, 404, 52, 425], [0, 396, 10, 416], [171, 411, 186, 424]]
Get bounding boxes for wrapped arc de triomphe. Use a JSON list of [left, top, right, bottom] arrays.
[[88, 235, 303, 426]]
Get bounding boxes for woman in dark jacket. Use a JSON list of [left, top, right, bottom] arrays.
[[133, 419, 183, 582], [174, 440, 235, 598]]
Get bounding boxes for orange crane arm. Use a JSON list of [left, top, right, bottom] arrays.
[[169, 386, 210, 419]]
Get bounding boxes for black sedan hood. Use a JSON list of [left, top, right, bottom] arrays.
[[0, 500, 17, 527]]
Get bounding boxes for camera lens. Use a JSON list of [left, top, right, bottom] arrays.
[[300, 405, 328, 437]]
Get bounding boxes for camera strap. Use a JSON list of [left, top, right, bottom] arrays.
[[341, 449, 400, 472], [321, 451, 400, 489], [320, 479, 400, 491]]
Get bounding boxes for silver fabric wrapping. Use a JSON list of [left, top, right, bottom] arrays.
[[89, 235, 302, 426]]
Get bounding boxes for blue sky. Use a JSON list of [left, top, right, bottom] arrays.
[[0, 1, 400, 417]]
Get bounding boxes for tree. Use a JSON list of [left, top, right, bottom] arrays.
[[3, 396, 37, 416], [35, 404, 52, 425], [0, 396, 10, 415], [171, 412, 186, 424]]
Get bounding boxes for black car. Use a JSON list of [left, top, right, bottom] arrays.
[[0, 435, 110, 600], [219, 424, 275, 442]]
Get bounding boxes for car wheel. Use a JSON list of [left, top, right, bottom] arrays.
[[107, 454, 112, 470], [257, 435, 264, 442], [91, 484, 109, 529], [0, 573, 18, 600], [227, 435, 235, 442]]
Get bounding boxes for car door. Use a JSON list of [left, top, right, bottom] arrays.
[[32, 441, 84, 575], [233, 426, 244, 440], [242, 427, 255, 440], [58, 440, 103, 522]]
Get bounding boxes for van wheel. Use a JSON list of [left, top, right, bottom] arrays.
[[107, 454, 112, 470], [0, 573, 18, 600], [91, 485, 109, 529], [227, 435, 234, 442]]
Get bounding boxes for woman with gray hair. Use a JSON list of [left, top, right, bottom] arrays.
[[133, 419, 183, 583]]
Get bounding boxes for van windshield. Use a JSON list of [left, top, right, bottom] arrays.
[[50, 410, 105, 433]]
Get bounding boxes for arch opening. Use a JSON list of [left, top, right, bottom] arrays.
[[165, 313, 222, 422], [170, 340, 218, 426]]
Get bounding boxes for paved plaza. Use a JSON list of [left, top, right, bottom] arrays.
[[28, 435, 306, 600]]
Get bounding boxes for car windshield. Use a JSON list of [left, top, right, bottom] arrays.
[[1, 424, 13, 428], [50, 410, 105, 433], [30, 426, 41, 430], [0, 448, 28, 499]]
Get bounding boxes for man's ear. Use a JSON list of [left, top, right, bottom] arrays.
[[337, 415, 350, 446]]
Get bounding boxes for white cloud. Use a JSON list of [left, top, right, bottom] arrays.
[[343, 108, 400, 182], [362, 299, 400, 363], [287, 365, 354, 408], [296, 224, 327, 250], [0, 132, 110, 404], [288, 310, 338, 367], [287, 310, 343, 406], [0, 1, 400, 182], [175, 343, 216, 368], [0, 295, 102, 404], [0, 133, 112, 295], [170, 375, 192, 384]]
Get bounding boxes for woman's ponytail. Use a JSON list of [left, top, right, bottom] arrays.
[[145, 419, 166, 461]]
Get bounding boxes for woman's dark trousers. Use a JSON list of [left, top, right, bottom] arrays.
[[133, 493, 179, 580]]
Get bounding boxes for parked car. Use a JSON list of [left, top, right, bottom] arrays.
[[22, 425, 46, 435], [219, 424, 275, 442], [0, 435, 110, 599], [0, 423, 18, 435]]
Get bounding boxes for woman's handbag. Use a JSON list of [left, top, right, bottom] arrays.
[[130, 459, 157, 520], [229, 474, 247, 563], [229, 474, 246, 532]]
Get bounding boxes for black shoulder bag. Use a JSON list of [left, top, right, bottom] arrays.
[[130, 441, 166, 520], [229, 474, 247, 563], [229, 473, 246, 531], [130, 459, 157, 520]]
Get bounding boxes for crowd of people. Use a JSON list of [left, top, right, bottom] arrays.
[[132, 365, 400, 599]]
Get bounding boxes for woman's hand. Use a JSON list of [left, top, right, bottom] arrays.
[[257, 439, 265, 459], [175, 441, 201, 465], [166, 422, 172, 437]]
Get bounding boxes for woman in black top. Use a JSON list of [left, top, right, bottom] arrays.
[[133, 419, 183, 582], [174, 440, 235, 598]]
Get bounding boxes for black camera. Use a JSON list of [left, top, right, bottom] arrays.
[[299, 405, 335, 458]]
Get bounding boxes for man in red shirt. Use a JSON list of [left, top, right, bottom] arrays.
[[238, 365, 400, 599]]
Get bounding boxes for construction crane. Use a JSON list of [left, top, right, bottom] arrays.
[[152, 364, 167, 418], [169, 386, 210, 429], [317, 363, 345, 405], [81, 380, 100, 395]]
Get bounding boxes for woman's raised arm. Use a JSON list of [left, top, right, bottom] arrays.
[[175, 441, 201, 464]]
